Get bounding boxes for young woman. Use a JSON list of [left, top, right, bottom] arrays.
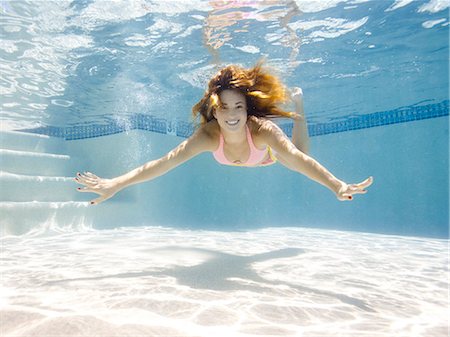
[[75, 63, 373, 205]]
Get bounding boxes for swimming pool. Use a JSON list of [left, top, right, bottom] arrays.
[[1, 1, 448, 336]]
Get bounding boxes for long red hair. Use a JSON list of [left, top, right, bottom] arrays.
[[192, 62, 294, 124]]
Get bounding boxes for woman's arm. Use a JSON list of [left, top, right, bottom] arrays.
[[261, 121, 373, 200], [75, 126, 214, 205], [290, 87, 310, 154]]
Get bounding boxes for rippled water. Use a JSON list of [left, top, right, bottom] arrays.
[[1, 0, 448, 130], [2, 3, 448, 337], [2, 227, 448, 337]]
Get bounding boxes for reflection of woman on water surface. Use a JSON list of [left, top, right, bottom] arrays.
[[76, 62, 373, 205]]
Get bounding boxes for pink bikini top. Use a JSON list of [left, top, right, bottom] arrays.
[[213, 125, 276, 167]]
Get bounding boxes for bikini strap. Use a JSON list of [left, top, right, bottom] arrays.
[[218, 130, 224, 148], [212, 130, 226, 162], [245, 124, 263, 152]]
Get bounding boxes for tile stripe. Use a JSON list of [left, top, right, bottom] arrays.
[[17, 100, 449, 140]]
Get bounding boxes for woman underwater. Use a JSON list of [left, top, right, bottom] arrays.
[[75, 62, 373, 205]]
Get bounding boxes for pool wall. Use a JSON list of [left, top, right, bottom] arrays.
[[4, 115, 446, 237]]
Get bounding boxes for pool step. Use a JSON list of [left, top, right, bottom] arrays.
[[0, 201, 91, 236], [0, 171, 85, 202], [0, 130, 139, 236], [0, 200, 90, 210], [0, 201, 136, 236], [0, 130, 62, 152], [0, 130, 89, 236], [0, 149, 73, 176]]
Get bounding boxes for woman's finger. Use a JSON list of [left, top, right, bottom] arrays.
[[84, 172, 99, 179], [74, 177, 87, 186], [76, 173, 98, 185], [79, 172, 97, 181], [91, 195, 108, 205], [77, 187, 94, 193], [337, 193, 353, 201], [83, 177, 98, 185], [350, 188, 367, 195], [357, 176, 373, 189]]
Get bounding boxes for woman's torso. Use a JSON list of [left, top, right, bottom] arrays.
[[203, 117, 276, 167]]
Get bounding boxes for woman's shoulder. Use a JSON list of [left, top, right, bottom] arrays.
[[248, 116, 280, 135], [248, 116, 282, 146], [198, 119, 220, 136], [191, 120, 220, 151]]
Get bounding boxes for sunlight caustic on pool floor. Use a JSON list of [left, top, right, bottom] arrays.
[[1, 227, 448, 337]]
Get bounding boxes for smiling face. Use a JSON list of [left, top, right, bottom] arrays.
[[213, 89, 248, 132]]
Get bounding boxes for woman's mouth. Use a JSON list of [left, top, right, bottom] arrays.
[[226, 120, 239, 126]]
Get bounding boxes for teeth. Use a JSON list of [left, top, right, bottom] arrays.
[[226, 120, 239, 125]]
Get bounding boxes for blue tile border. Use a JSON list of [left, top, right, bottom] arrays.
[[17, 100, 449, 140]]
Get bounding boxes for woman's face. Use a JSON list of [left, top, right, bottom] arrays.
[[214, 89, 248, 132]]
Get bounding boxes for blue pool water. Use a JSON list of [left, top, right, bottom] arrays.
[[1, 1, 449, 336]]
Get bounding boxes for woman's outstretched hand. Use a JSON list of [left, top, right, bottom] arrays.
[[288, 87, 305, 121], [75, 172, 120, 205], [336, 176, 374, 201]]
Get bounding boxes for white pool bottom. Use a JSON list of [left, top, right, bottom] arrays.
[[1, 227, 448, 337]]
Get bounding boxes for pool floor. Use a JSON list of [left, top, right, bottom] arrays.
[[1, 226, 448, 337]]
